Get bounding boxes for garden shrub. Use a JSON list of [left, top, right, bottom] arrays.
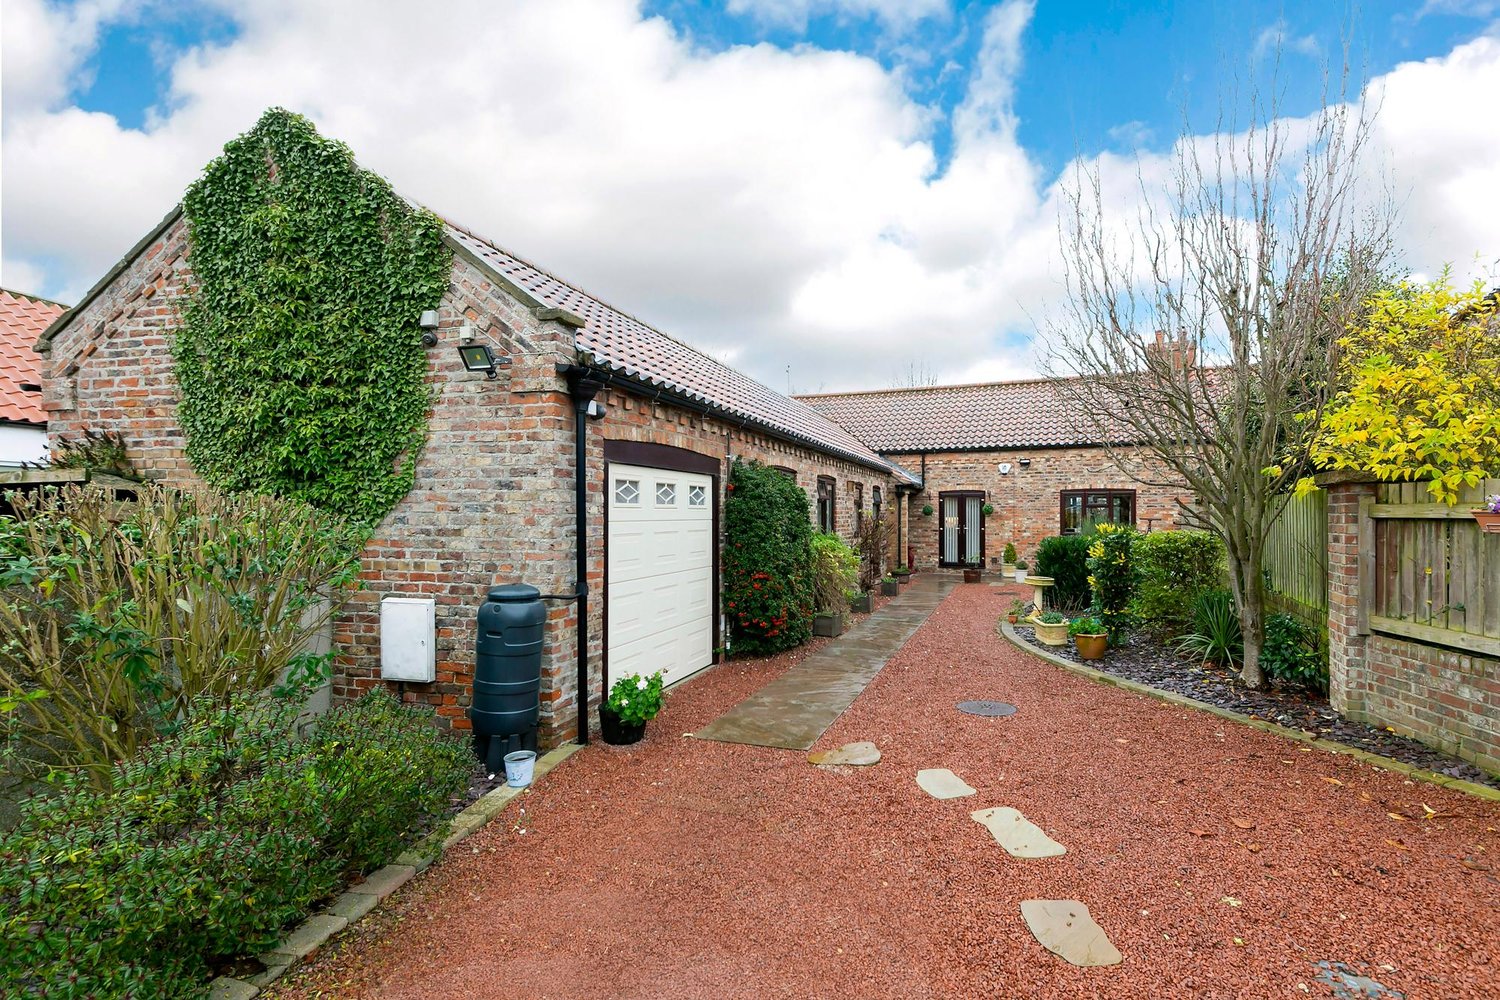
[[1086, 522, 1138, 642], [810, 532, 860, 613], [1132, 530, 1225, 638], [1034, 534, 1092, 610], [0, 690, 470, 999], [723, 460, 813, 656], [1176, 589, 1243, 668], [0, 484, 365, 785], [1261, 613, 1328, 693]]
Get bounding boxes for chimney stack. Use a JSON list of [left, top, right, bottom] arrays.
[[1146, 330, 1196, 371]]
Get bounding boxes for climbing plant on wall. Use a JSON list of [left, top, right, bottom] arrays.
[[174, 108, 451, 523], [723, 460, 814, 656]]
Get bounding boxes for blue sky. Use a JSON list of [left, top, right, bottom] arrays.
[[7, 0, 1500, 390]]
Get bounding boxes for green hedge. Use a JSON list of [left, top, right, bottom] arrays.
[[1131, 530, 1225, 638], [0, 691, 471, 999], [1034, 534, 1092, 610], [1086, 523, 1138, 641], [723, 460, 814, 656]]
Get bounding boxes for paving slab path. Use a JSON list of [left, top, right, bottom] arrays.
[[270, 581, 1500, 1000], [693, 573, 956, 750]]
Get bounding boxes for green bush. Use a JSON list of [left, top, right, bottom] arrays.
[[1262, 614, 1328, 693], [0, 484, 365, 785], [1132, 530, 1225, 638], [0, 690, 470, 999], [723, 460, 814, 656], [1034, 534, 1092, 610], [810, 532, 860, 614], [1176, 589, 1243, 668], [1002, 542, 1017, 564], [1086, 522, 1138, 642]]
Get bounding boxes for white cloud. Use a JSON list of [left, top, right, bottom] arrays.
[[725, 0, 947, 31], [2, 0, 1499, 394], [1252, 19, 1321, 63]]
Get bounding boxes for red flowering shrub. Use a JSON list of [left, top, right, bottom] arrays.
[[723, 460, 814, 656]]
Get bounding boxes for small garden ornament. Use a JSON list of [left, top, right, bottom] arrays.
[[1069, 615, 1108, 660], [1472, 494, 1500, 533], [600, 671, 664, 746]]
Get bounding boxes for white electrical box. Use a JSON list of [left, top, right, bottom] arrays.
[[380, 597, 435, 682]]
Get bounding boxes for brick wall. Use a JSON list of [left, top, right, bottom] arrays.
[[41, 219, 901, 748], [1326, 479, 1500, 775], [892, 447, 1189, 571]]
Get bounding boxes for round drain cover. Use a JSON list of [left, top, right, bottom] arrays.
[[957, 700, 1017, 717]]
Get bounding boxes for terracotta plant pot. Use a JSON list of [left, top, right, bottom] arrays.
[[1073, 633, 1108, 660], [1006, 613, 1018, 625], [1471, 510, 1500, 534], [599, 705, 646, 746], [1031, 618, 1070, 646]]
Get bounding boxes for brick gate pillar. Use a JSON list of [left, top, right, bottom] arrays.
[[1322, 475, 1378, 717]]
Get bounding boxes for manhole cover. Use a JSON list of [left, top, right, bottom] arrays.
[[957, 700, 1017, 717]]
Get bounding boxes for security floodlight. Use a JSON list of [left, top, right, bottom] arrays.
[[458, 343, 502, 380]]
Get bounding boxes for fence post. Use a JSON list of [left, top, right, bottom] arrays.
[[1324, 477, 1378, 716]]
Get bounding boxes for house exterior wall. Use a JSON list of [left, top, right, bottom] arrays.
[[893, 446, 1190, 572], [40, 223, 899, 747], [1326, 479, 1500, 775]]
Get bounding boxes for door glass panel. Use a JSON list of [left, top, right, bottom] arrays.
[[941, 497, 959, 564], [615, 479, 640, 505], [964, 496, 983, 563]]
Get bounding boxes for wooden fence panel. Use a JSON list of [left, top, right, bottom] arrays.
[[1264, 490, 1328, 613], [1368, 479, 1500, 652]]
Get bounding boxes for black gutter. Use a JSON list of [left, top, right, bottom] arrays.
[[562, 369, 604, 744]]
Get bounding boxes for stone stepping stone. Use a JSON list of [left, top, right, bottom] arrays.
[[808, 741, 881, 766], [915, 768, 975, 799], [1020, 899, 1122, 967], [970, 807, 1066, 858]]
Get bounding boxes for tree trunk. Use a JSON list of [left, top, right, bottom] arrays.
[[1226, 541, 1267, 689]]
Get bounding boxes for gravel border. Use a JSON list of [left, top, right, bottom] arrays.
[[207, 742, 582, 999], [998, 620, 1500, 803]]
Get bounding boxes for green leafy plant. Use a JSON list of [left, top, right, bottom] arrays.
[[1068, 615, 1106, 637], [921, 503, 934, 516], [982, 502, 995, 516], [723, 460, 813, 655], [45, 428, 134, 477], [1035, 534, 1092, 607], [1261, 613, 1328, 692], [1131, 530, 1225, 638], [174, 108, 452, 523], [1002, 542, 1017, 564], [1015, 559, 1028, 571], [1176, 589, 1244, 668], [810, 532, 860, 614], [1035, 610, 1067, 625], [894, 564, 910, 574], [605, 671, 664, 725], [1086, 522, 1138, 642], [1007, 598, 1029, 617], [0, 484, 365, 786], [0, 690, 470, 999]]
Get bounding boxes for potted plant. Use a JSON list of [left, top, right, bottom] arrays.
[[1014, 559, 1029, 584], [811, 532, 859, 637], [852, 505, 887, 612], [1001, 542, 1017, 575], [849, 587, 873, 613], [881, 574, 899, 596], [1069, 614, 1108, 660], [982, 502, 995, 517], [1006, 598, 1028, 625], [1031, 610, 1070, 647], [1472, 494, 1500, 533], [599, 670, 664, 745], [893, 563, 912, 582], [921, 503, 934, 516], [962, 558, 982, 584]]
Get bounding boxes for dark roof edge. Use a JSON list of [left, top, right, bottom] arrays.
[[34, 204, 184, 354], [874, 441, 1132, 456], [0, 288, 69, 310], [578, 362, 914, 483]]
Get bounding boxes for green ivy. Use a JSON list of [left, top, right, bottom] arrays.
[[723, 460, 814, 656], [174, 108, 451, 523]]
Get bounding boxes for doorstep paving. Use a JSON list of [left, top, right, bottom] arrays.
[[694, 574, 957, 750]]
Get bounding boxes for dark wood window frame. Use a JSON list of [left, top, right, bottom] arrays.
[[816, 476, 836, 533], [852, 482, 864, 532], [1059, 489, 1137, 535], [872, 485, 882, 524]]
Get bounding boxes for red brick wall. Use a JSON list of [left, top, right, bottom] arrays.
[[892, 447, 1190, 571], [41, 218, 900, 747], [1326, 479, 1500, 775]]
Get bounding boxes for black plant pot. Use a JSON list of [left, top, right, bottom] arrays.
[[849, 592, 874, 613], [599, 705, 646, 746], [881, 580, 899, 596]]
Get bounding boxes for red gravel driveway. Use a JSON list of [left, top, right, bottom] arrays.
[[273, 583, 1499, 999]]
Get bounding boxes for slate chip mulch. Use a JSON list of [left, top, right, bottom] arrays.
[[1015, 625, 1500, 791]]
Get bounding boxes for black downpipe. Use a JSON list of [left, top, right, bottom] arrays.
[[565, 372, 604, 743]]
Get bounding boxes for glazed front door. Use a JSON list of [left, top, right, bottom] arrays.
[[939, 493, 984, 567]]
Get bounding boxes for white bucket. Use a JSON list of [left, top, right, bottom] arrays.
[[503, 750, 537, 788]]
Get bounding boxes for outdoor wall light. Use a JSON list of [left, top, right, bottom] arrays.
[[418, 309, 440, 329], [1018, 458, 1031, 468], [458, 343, 503, 379]]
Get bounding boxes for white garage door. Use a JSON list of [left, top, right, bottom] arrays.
[[607, 463, 714, 687]]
